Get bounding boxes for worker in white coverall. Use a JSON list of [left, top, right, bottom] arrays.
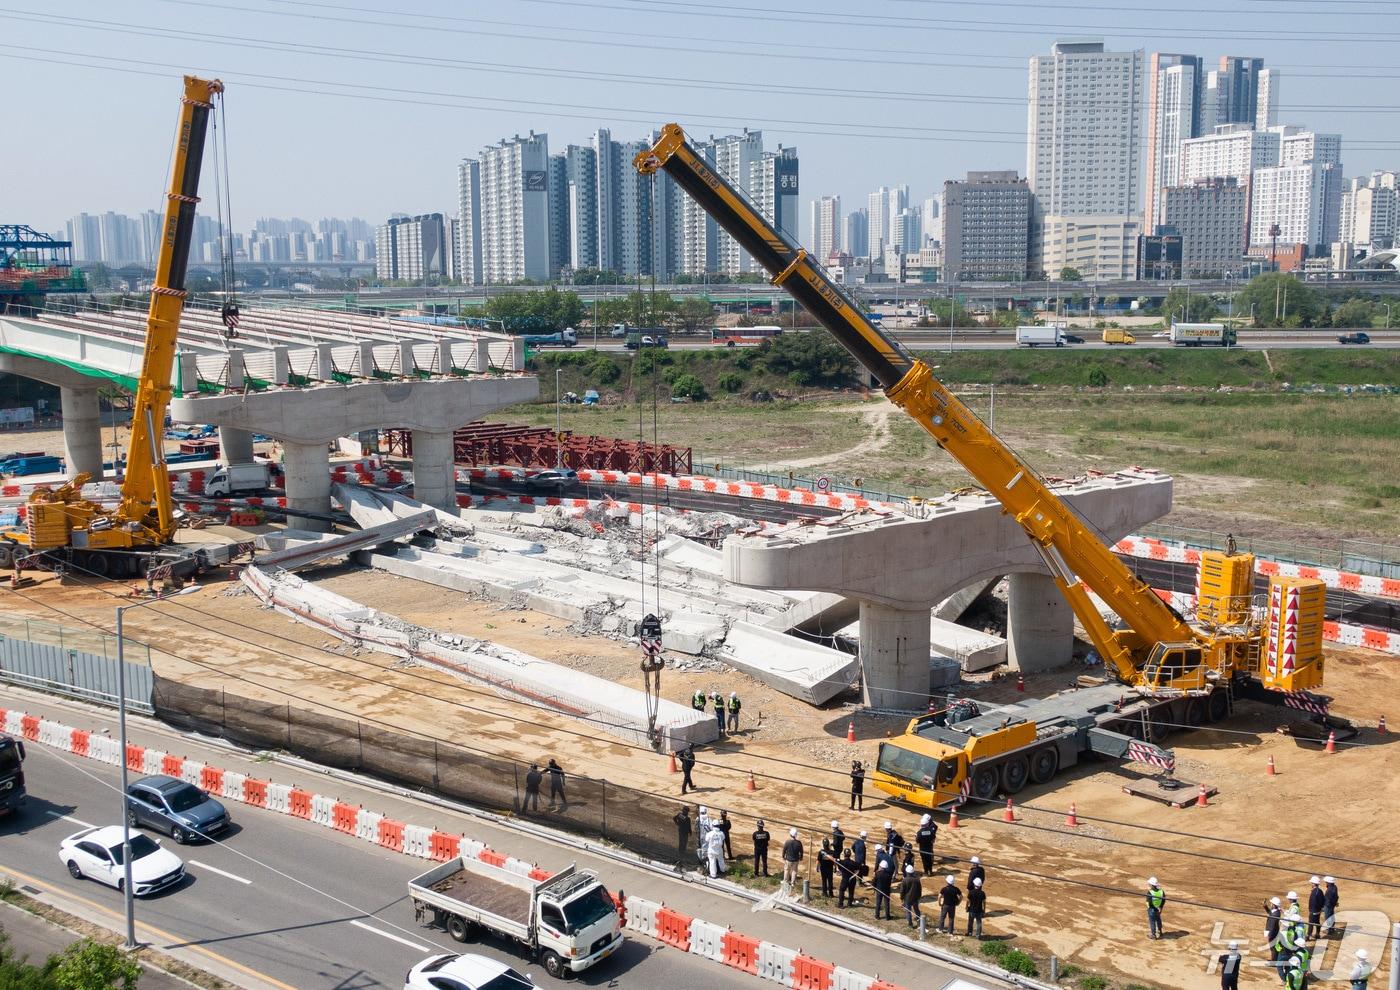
[[704, 825, 727, 878]]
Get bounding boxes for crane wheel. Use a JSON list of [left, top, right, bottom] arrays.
[[1185, 698, 1207, 726], [86, 553, 110, 578], [1206, 689, 1230, 724], [971, 764, 999, 801], [999, 755, 1030, 794], [1029, 747, 1059, 785]]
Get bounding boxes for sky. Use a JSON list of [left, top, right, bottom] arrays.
[[2, 0, 1398, 244]]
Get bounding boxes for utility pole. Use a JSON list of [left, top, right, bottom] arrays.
[[1269, 223, 1281, 274]]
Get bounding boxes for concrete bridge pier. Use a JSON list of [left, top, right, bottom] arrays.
[[859, 601, 933, 710], [283, 441, 332, 532], [410, 430, 457, 513], [219, 427, 256, 467], [59, 386, 104, 482], [1006, 572, 1076, 673]]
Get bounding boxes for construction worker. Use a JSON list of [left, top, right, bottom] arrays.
[[1322, 877, 1339, 938], [1349, 948, 1372, 990], [717, 809, 733, 860], [1307, 876, 1324, 941], [965, 876, 986, 939], [852, 830, 869, 881], [915, 814, 937, 875], [1283, 956, 1305, 990], [752, 819, 771, 877], [545, 758, 567, 810], [673, 807, 691, 861], [900, 864, 923, 929], [781, 827, 804, 888], [836, 849, 859, 908], [1146, 877, 1166, 940], [691, 689, 706, 711], [884, 820, 904, 855], [818, 838, 836, 897], [937, 875, 962, 933], [872, 848, 894, 921], [968, 855, 986, 890], [1265, 896, 1284, 969], [727, 691, 741, 733], [1218, 940, 1243, 990], [704, 823, 726, 878], [850, 761, 865, 810], [679, 745, 697, 795], [523, 763, 543, 813], [711, 691, 725, 734], [1294, 938, 1313, 983], [830, 820, 845, 857], [695, 806, 712, 861]]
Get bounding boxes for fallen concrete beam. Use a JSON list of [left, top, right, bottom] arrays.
[[934, 578, 998, 623], [255, 510, 436, 571], [720, 621, 858, 705]]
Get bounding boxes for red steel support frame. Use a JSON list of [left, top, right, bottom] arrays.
[[380, 424, 692, 475]]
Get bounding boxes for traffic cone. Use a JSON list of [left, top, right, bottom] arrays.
[[1016, 672, 1025, 693], [846, 721, 856, 743], [746, 771, 756, 792], [1325, 730, 1337, 754], [948, 806, 960, 829], [1003, 799, 1016, 823], [1266, 755, 1276, 777], [1196, 783, 1209, 807], [1379, 714, 1387, 735], [668, 751, 678, 773], [1065, 803, 1078, 827]]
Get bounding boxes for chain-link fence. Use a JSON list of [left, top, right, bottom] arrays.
[[152, 676, 831, 880]]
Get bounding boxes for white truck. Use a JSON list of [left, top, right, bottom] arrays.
[[1170, 322, 1236, 347], [408, 857, 623, 979], [204, 462, 270, 497], [1016, 324, 1063, 347]]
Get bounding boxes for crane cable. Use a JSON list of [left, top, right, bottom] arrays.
[[210, 89, 239, 340]]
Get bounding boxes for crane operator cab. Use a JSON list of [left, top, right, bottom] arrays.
[[1139, 642, 1208, 692]]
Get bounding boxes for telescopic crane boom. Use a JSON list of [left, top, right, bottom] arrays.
[[635, 124, 1324, 703]]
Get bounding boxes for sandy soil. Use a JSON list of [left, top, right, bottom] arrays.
[[4, 564, 1396, 989]]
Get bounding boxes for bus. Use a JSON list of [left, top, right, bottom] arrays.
[[711, 325, 783, 347]]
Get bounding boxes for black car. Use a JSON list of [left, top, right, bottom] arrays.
[[1337, 331, 1370, 344], [1062, 333, 1085, 344], [125, 775, 230, 844]]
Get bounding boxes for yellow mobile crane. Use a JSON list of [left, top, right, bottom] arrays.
[[636, 124, 1335, 805], [0, 77, 233, 582]]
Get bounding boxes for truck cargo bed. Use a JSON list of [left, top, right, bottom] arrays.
[[431, 868, 531, 926]]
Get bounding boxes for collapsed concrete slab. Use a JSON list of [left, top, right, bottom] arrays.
[[255, 510, 437, 571], [720, 621, 859, 705]]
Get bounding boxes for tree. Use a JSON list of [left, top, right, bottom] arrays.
[[484, 288, 585, 331], [1159, 287, 1220, 323], [48, 940, 141, 990], [1059, 267, 1083, 281], [756, 331, 857, 388], [673, 297, 716, 332], [1235, 273, 1322, 327], [1332, 297, 1375, 328], [670, 373, 708, 400]]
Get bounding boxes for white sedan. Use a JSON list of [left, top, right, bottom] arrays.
[[59, 825, 185, 897], [404, 954, 535, 990]]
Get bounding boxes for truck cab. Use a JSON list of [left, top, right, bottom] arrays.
[[0, 736, 26, 816], [1101, 327, 1136, 345]]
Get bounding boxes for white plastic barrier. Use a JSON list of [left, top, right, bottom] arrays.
[[3, 711, 22, 736], [1338, 625, 1364, 647], [181, 760, 205, 787], [624, 895, 661, 939], [756, 942, 797, 985], [221, 770, 247, 804], [356, 809, 383, 843], [142, 749, 166, 776], [266, 782, 292, 814], [688, 918, 726, 962], [90, 735, 121, 766], [403, 824, 432, 858], [832, 967, 876, 990], [460, 837, 485, 860], [311, 794, 336, 827], [502, 858, 534, 879]]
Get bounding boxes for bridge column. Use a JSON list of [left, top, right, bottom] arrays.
[[59, 386, 104, 482], [219, 427, 256, 467], [1007, 572, 1075, 673], [283, 441, 331, 533], [410, 429, 457, 512], [858, 601, 932, 711]]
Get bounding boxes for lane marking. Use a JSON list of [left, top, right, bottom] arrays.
[[349, 918, 430, 952], [44, 811, 95, 828], [188, 860, 253, 885], [0, 863, 299, 990]]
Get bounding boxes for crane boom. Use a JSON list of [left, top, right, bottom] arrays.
[[116, 75, 223, 542], [635, 124, 1212, 684]]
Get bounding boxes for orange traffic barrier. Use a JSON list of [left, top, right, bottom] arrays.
[[125, 744, 145, 772], [289, 789, 313, 819], [1266, 755, 1277, 777], [721, 931, 760, 974], [1196, 783, 1209, 807], [161, 754, 183, 777], [792, 953, 835, 990], [243, 779, 269, 808], [655, 906, 693, 952], [331, 802, 357, 834], [528, 867, 552, 882], [746, 771, 757, 792], [200, 766, 224, 794], [20, 715, 38, 741], [1003, 799, 1016, 823], [479, 849, 508, 868], [947, 806, 960, 829], [378, 818, 404, 852], [70, 729, 89, 758], [669, 751, 678, 773], [1065, 803, 1078, 827], [846, 721, 856, 743], [1325, 730, 1337, 754], [429, 832, 460, 861]]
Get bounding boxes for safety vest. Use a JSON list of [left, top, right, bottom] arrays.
[[1280, 918, 1301, 949], [1148, 887, 1165, 910], [1285, 966, 1305, 990], [728, 696, 741, 713], [692, 691, 706, 708]]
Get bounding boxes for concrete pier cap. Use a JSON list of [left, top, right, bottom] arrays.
[[722, 470, 1173, 710]]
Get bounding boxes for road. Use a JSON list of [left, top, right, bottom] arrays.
[[468, 478, 845, 523], [1, 742, 761, 990]]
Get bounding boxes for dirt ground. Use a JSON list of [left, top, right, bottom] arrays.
[[5, 560, 1397, 990]]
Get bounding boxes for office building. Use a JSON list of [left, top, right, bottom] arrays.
[[1250, 161, 1342, 252], [1137, 225, 1183, 280], [478, 132, 552, 283], [1145, 53, 1203, 227], [941, 170, 1032, 282], [810, 196, 841, 262], [374, 214, 447, 282], [843, 208, 869, 260], [1341, 171, 1399, 250], [1163, 177, 1249, 276], [456, 158, 483, 286], [1037, 215, 1142, 280], [750, 145, 800, 241]]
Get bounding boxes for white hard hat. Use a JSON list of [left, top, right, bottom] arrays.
[[1357, 948, 1369, 960], [1310, 875, 1321, 884], [884, 821, 893, 829], [905, 864, 914, 874], [699, 805, 707, 814], [874, 843, 884, 851], [946, 875, 956, 884], [1271, 897, 1282, 906], [831, 820, 840, 829], [1148, 877, 1158, 887], [1228, 940, 1238, 950], [789, 827, 798, 837], [971, 856, 981, 864], [1287, 890, 1299, 900], [920, 813, 931, 824], [859, 830, 868, 837], [1288, 956, 1301, 968], [1324, 876, 1335, 884], [730, 691, 736, 698], [973, 877, 983, 887]]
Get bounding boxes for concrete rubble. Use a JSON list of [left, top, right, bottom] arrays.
[[719, 622, 859, 705]]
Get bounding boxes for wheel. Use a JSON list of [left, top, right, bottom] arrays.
[[0, 544, 13, 569], [999, 755, 1030, 794], [1029, 747, 1059, 785], [67, 860, 83, 880], [86, 553, 110, 578], [446, 916, 469, 942], [541, 950, 567, 979], [1185, 698, 1207, 727], [171, 826, 187, 845], [127, 808, 139, 829], [971, 764, 999, 801], [1206, 689, 1230, 724]]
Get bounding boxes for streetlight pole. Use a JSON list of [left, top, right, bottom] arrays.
[[115, 584, 202, 950], [555, 368, 562, 468]]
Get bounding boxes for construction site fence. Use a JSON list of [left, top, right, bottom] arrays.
[[151, 676, 831, 877], [699, 462, 911, 508], [0, 614, 154, 714], [1138, 524, 1400, 581]]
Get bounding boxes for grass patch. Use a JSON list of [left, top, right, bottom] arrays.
[[979, 939, 1039, 976]]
